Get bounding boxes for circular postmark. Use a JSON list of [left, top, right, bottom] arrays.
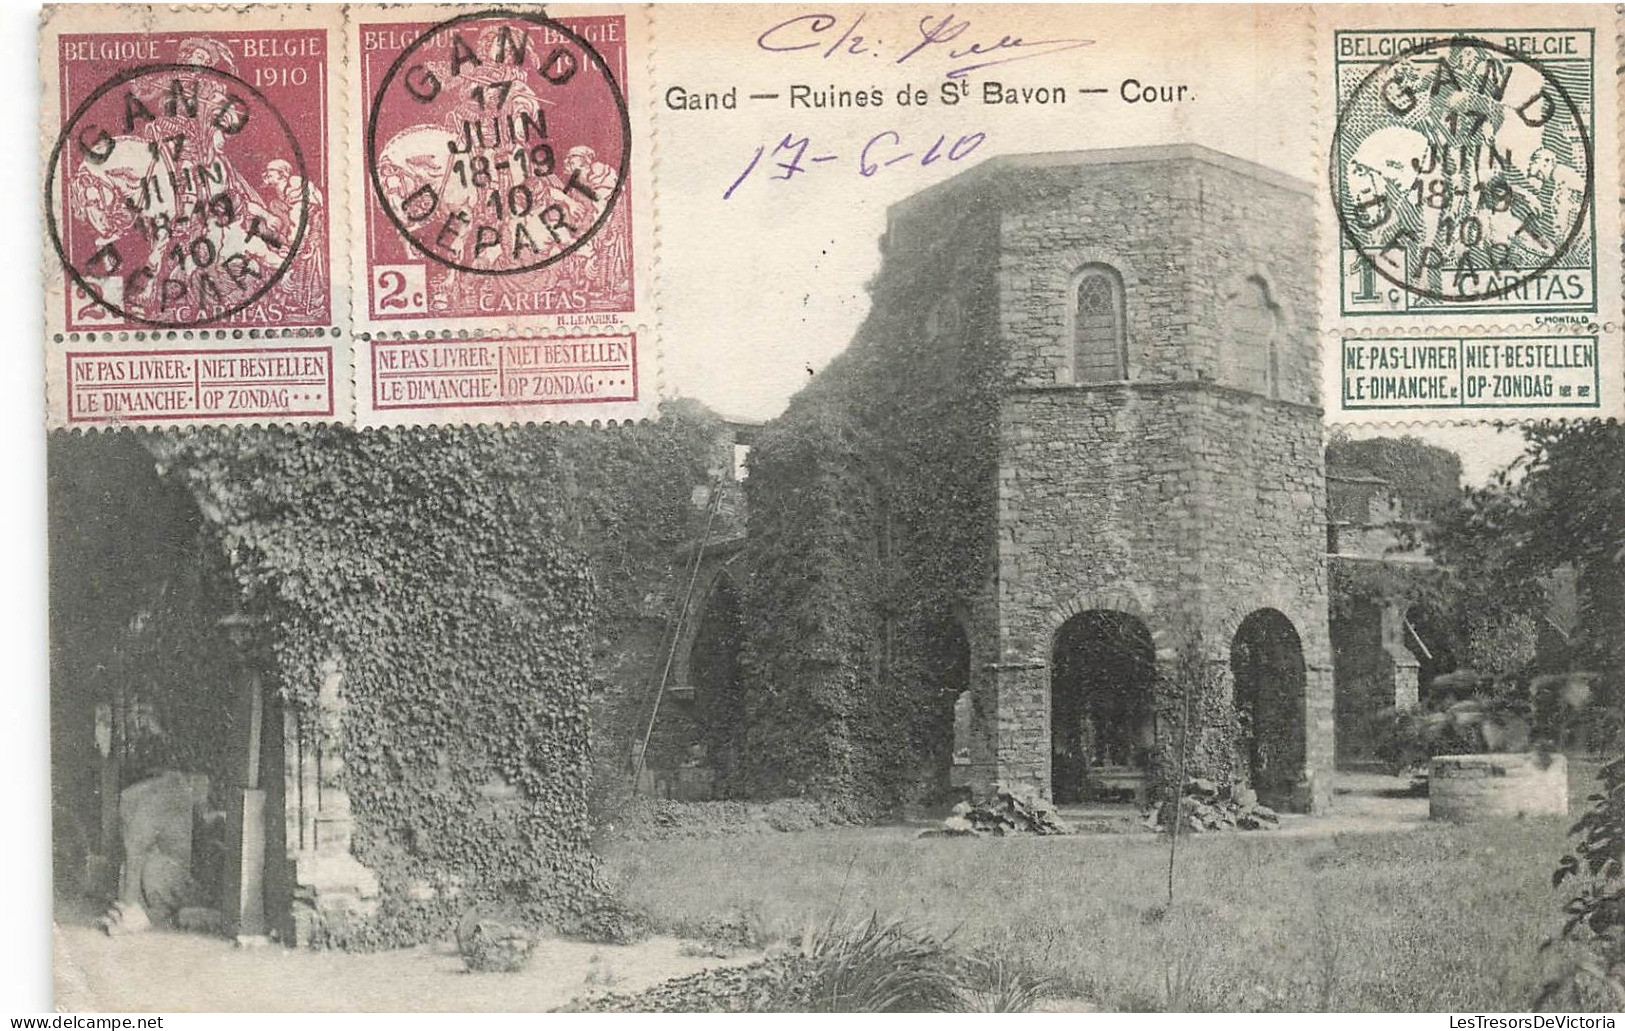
[[366, 10, 631, 277], [1331, 36, 1593, 305], [46, 62, 311, 329]]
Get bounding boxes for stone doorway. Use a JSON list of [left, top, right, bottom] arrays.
[[1231, 608, 1307, 807], [688, 576, 745, 789], [1050, 611, 1157, 804], [926, 621, 971, 802]]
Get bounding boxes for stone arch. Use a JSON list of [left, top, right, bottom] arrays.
[[1230, 607, 1307, 807], [688, 571, 747, 781], [1044, 588, 1172, 660], [1069, 263, 1128, 384], [1220, 273, 1284, 398], [670, 560, 741, 687], [1214, 591, 1325, 661], [1050, 610, 1158, 804]]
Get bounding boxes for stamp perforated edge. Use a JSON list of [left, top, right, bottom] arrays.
[[345, 5, 657, 342], [1311, 4, 1625, 426], [39, 3, 353, 431], [346, 3, 658, 426]]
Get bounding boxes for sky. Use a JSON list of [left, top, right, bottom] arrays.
[[646, 5, 1540, 485], [649, 4, 1314, 420]]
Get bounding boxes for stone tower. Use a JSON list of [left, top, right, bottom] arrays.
[[881, 145, 1335, 812]]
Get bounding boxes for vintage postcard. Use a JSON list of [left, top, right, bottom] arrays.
[[40, 2, 1625, 1017]]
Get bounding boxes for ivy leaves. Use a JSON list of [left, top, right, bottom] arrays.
[[147, 422, 670, 947]]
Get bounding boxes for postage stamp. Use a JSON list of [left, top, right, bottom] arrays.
[[349, 4, 656, 424], [1331, 33, 1597, 317], [1316, 6, 1622, 422], [40, 5, 347, 427], [365, 331, 636, 414]]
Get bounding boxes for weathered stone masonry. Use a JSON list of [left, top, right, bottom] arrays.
[[841, 145, 1334, 810]]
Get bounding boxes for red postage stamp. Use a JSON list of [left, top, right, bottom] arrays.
[[45, 20, 335, 333], [356, 9, 636, 327], [41, 6, 348, 428]]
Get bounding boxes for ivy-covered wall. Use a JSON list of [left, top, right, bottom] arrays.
[[735, 182, 1004, 812], [52, 408, 723, 946], [148, 426, 606, 945]]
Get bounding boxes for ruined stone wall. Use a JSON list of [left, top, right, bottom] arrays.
[[737, 186, 1007, 808], [1195, 388, 1334, 796], [1333, 596, 1393, 763], [996, 158, 1195, 389], [1185, 156, 1320, 407], [746, 148, 1334, 810]]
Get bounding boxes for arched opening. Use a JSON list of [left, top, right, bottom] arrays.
[[1051, 610, 1156, 804], [690, 576, 746, 785], [922, 621, 970, 802], [1231, 608, 1307, 806], [1071, 264, 1127, 383], [1225, 276, 1281, 398], [49, 431, 274, 934]]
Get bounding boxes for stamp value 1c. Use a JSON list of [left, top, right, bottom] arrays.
[[1331, 29, 1597, 317]]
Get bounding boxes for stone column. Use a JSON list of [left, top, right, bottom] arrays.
[[1380, 603, 1421, 709], [990, 660, 1049, 798], [285, 656, 379, 947], [220, 671, 268, 943], [1303, 662, 1336, 814]]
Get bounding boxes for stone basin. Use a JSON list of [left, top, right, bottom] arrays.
[[1428, 752, 1568, 822]]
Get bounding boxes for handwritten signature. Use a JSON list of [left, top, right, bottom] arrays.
[[758, 12, 1095, 79]]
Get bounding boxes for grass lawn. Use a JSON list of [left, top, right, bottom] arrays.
[[601, 765, 1602, 1012]]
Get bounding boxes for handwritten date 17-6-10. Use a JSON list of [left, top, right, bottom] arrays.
[[723, 129, 988, 200], [758, 11, 1095, 80]]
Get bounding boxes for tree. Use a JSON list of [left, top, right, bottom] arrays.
[[1520, 422, 1625, 1006]]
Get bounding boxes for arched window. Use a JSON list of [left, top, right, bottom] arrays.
[[1228, 276, 1281, 398], [1072, 265, 1127, 383]]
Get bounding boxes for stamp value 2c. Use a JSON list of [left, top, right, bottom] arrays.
[[359, 11, 634, 325]]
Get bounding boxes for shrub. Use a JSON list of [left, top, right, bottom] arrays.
[[1542, 755, 1625, 1008], [603, 797, 847, 843], [676, 905, 777, 955], [955, 948, 1061, 1012], [792, 914, 964, 1011], [1144, 779, 1279, 833], [455, 905, 536, 973], [1370, 667, 1596, 775], [562, 956, 809, 1012], [931, 786, 1073, 837], [561, 894, 652, 945], [565, 914, 1058, 1012]]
